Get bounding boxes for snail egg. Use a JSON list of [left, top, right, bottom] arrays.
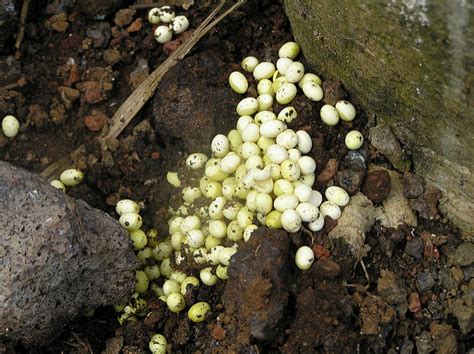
[[295, 202, 319, 222], [325, 186, 350, 206], [345, 130, 364, 150], [280, 209, 302, 233], [154, 25, 172, 44], [211, 134, 230, 157], [276, 82, 297, 105], [276, 57, 293, 75], [237, 97, 259, 116], [277, 107, 297, 123], [297, 156, 316, 175], [285, 61, 305, 83], [335, 100, 356, 121], [253, 62, 276, 81], [278, 41, 300, 59], [257, 79, 274, 96], [296, 130, 312, 154], [266, 144, 289, 164], [242, 56, 259, 72], [228, 71, 248, 94], [274, 193, 299, 212], [276, 129, 298, 149], [320, 104, 340, 126], [170, 15, 189, 34], [320, 201, 342, 220], [260, 120, 286, 138], [298, 73, 322, 88], [302, 81, 323, 101]]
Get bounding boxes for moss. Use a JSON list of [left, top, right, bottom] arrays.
[[284, 0, 474, 234]]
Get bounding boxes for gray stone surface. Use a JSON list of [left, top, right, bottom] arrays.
[[0, 161, 137, 346], [284, 0, 474, 235]]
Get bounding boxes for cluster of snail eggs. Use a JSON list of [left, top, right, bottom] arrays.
[[113, 42, 364, 351], [148, 6, 190, 44]]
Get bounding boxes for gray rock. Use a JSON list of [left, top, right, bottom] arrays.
[[415, 331, 435, 354], [454, 243, 474, 267], [369, 124, 411, 172], [377, 270, 407, 305], [0, 0, 17, 54], [416, 272, 436, 292], [0, 161, 137, 346], [450, 299, 474, 335], [342, 150, 369, 171], [463, 264, 474, 281], [405, 237, 424, 259], [86, 22, 111, 48], [439, 267, 457, 291]]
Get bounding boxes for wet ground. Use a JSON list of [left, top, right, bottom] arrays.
[[1, 1, 472, 353]]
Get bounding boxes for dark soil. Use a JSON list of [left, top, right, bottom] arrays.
[[1, 1, 472, 353]]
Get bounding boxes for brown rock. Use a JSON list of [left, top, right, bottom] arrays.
[[126, 18, 142, 33], [86, 22, 112, 48], [324, 215, 337, 232], [211, 325, 226, 341], [360, 296, 396, 336], [312, 244, 330, 259], [335, 168, 366, 195], [316, 158, 338, 186], [362, 169, 391, 204], [223, 228, 291, 341], [403, 172, 425, 198], [410, 185, 441, 220], [313, 258, 341, 278], [152, 51, 239, 152], [377, 270, 407, 305], [162, 32, 192, 56], [84, 113, 108, 132], [58, 86, 80, 109], [65, 63, 79, 86], [408, 292, 421, 313], [282, 285, 360, 352], [114, 8, 136, 27], [430, 322, 457, 354], [26, 104, 49, 128], [79, 81, 103, 104], [49, 98, 66, 124], [46, 12, 69, 33], [103, 48, 121, 66], [103, 336, 124, 354], [322, 80, 346, 105]]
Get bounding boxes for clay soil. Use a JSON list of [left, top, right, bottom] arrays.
[[1, 1, 472, 353]]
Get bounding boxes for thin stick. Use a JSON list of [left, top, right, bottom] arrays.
[[15, 0, 31, 59], [41, 0, 247, 180], [131, 1, 193, 10]]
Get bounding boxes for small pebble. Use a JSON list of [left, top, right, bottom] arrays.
[[361, 170, 391, 203]]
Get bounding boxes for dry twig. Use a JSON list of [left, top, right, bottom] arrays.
[[41, 0, 247, 180], [132, 1, 194, 10], [14, 0, 31, 59]]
